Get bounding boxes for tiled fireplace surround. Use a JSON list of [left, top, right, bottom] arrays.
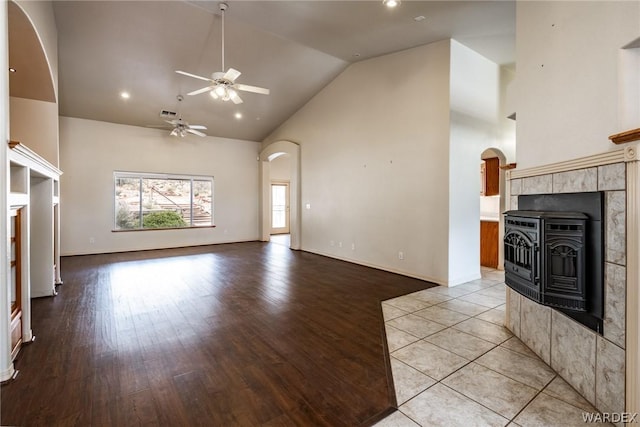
[[503, 144, 640, 422]]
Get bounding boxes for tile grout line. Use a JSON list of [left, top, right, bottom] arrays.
[[381, 273, 513, 426], [508, 374, 559, 424], [384, 305, 609, 425]]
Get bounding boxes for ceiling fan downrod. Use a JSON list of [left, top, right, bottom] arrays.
[[219, 3, 228, 73]]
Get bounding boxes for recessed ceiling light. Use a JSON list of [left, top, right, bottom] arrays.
[[383, 0, 400, 8], [9, 68, 16, 73], [235, 112, 242, 119], [120, 91, 130, 99], [414, 15, 426, 22]]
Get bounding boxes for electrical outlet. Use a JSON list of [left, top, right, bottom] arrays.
[[338, 242, 343, 248], [330, 240, 335, 246], [351, 243, 355, 251], [89, 237, 95, 244], [398, 251, 404, 260]]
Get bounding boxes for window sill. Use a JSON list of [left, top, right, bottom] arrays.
[[112, 225, 216, 232]]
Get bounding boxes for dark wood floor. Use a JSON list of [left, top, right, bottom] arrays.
[[1, 241, 435, 426]]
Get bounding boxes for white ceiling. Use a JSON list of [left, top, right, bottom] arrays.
[[46, 1, 515, 142]]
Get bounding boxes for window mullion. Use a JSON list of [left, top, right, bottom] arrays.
[[190, 179, 194, 226], [138, 177, 143, 228]]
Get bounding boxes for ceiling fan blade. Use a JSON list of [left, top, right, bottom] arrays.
[[188, 125, 207, 130], [164, 119, 179, 125], [223, 68, 242, 82], [235, 83, 270, 95], [176, 70, 211, 82], [186, 129, 207, 137], [147, 124, 171, 128], [187, 86, 215, 96], [229, 90, 243, 104], [170, 128, 178, 136]]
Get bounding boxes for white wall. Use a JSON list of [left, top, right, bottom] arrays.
[[264, 41, 452, 284], [1, 0, 16, 381], [448, 40, 508, 284], [10, 97, 58, 167], [59, 117, 261, 255], [619, 44, 640, 131], [499, 66, 517, 162], [516, 1, 640, 169], [269, 154, 291, 182]]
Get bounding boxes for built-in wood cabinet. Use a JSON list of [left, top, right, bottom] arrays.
[[480, 220, 499, 268], [482, 157, 500, 196], [9, 208, 22, 361], [6, 141, 62, 362]]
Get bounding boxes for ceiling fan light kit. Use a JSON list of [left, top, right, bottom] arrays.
[[383, 0, 400, 8], [175, 2, 270, 104]]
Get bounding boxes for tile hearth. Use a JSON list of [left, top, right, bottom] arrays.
[[375, 269, 614, 427]]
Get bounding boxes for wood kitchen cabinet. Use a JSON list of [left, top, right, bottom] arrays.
[[480, 220, 499, 268], [483, 157, 500, 196]]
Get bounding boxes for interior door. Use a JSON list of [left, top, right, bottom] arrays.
[[10, 208, 23, 360], [271, 182, 290, 234]]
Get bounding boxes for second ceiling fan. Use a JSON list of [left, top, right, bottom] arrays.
[[176, 2, 269, 105]]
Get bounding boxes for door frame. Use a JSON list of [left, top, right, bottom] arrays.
[[259, 141, 301, 249], [270, 181, 290, 235]]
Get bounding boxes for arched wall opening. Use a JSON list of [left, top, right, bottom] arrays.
[[480, 147, 507, 270], [8, 1, 56, 103], [259, 141, 301, 250], [2, 0, 59, 381], [8, 1, 60, 167]]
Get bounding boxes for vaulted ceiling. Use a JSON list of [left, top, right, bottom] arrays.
[[13, 1, 516, 142]]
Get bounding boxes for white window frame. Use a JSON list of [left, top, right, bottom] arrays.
[[113, 171, 214, 230]]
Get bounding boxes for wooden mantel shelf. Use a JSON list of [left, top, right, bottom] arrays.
[[609, 128, 640, 145], [500, 163, 517, 170]]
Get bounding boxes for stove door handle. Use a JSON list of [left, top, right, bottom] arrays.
[[533, 243, 540, 284]]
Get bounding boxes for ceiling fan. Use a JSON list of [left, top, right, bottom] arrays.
[[176, 2, 270, 105], [149, 95, 207, 137]]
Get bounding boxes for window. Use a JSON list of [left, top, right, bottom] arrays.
[[114, 172, 213, 230]]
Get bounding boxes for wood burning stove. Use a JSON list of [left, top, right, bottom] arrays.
[[504, 192, 604, 333], [504, 211, 588, 310]]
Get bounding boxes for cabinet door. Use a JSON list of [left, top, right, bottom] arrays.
[[480, 220, 499, 268], [484, 157, 500, 196], [10, 208, 23, 360]]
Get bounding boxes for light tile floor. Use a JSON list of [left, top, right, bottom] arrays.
[[375, 268, 614, 427]]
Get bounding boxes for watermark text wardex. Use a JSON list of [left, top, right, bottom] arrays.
[[582, 412, 638, 423]]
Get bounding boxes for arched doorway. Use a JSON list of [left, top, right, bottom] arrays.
[[480, 147, 507, 270], [259, 141, 301, 250]]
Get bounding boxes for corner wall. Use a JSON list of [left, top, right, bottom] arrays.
[[515, 1, 640, 169], [448, 40, 515, 284], [263, 40, 452, 284]]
